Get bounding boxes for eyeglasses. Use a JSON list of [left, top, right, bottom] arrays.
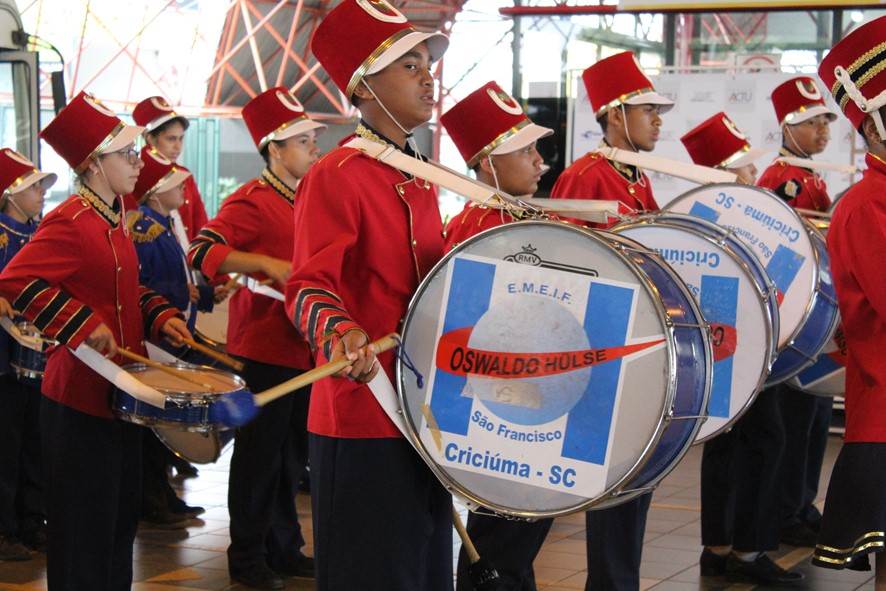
[[106, 146, 140, 165]]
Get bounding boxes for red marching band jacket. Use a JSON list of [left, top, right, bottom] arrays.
[[188, 170, 312, 370], [756, 150, 831, 212], [177, 173, 209, 242], [550, 150, 658, 227], [443, 205, 519, 251], [284, 136, 444, 439], [0, 190, 181, 418], [827, 153, 886, 441]]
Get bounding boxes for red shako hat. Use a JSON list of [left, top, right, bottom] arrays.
[[241, 87, 326, 151], [132, 96, 189, 134], [680, 112, 766, 169], [132, 146, 190, 202], [581, 51, 674, 118], [771, 76, 836, 126]]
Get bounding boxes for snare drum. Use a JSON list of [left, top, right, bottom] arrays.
[[113, 363, 247, 432], [612, 213, 778, 442], [396, 220, 711, 518], [153, 427, 235, 464], [666, 184, 839, 385], [10, 321, 55, 386]]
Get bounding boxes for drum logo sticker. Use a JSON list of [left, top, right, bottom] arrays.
[[700, 275, 739, 418], [765, 244, 805, 305], [421, 254, 665, 495]]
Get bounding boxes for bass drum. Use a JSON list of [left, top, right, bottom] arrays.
[[396, 220, 711, 519], [666, 184, 839, 385], [789, 218, 846, 396], [612, 213, 778, 442]]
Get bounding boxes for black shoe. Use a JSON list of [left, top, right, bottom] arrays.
[[174, 463, 199, 478], [230, 564, 285, 590], [699, 548, 728, 576], [781, 523, 818, 547], [20, 526, 47, 553], [726, 553, 804, 585], [271, 554, 315, 578], [172, 504, 205, 519], [0, 535, 31, 561], [140, 511, 192, 530]]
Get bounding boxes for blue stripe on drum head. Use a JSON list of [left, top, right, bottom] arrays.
[[561, 282, 634, 466], [795, 353, 842, 386], [765, 244, 805, 296], [700, 275, 738, 418], [430, 257, 496, 435], [689, 201, 721, 223]]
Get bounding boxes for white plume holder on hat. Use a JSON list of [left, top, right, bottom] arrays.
[[835, 65, 886, 140]]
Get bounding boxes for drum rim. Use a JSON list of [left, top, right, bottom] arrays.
[[194, 329, 226, 351], [121, 361, 247, 399], [611, 214, 778, 443], [666, 183, 821, 353], [763, 222, 841, 386], [396, 219, 681, 518]]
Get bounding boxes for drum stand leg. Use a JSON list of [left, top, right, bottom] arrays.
[[452, 506, 503, 590]]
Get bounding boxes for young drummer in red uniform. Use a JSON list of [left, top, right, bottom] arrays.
[[551, 52, 671, 232], [438, 80, 554, 590], [284, 1, 451, 589], [441, 81, 552, 251], [814, 16, 886, 581], [133, 96, 208, 242], [0, 91, 193, 589], [188, 86, 324, 590], [757, 77, 838, 549], [549, 51, 671, 591], [683, 113, 804, 584]]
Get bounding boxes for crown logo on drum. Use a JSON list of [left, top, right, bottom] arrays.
[[796, 79, 822, 101], [276, 90, 304, 113], [150, 97, 173, 112], [721, 116, 747, 140], [504, 244, 542, 266], [3, 149, 34, 167], [487, 88, 524, 116], [356, 0, 407, 23]]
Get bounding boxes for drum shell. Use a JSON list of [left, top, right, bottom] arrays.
[[153, 426, 235, 464]]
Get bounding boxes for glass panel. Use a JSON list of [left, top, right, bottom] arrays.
[[0, 59, 34, 160]]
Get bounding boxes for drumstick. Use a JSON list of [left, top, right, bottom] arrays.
[[253, 333, 401, 407], [117, 349, 216, 391], [796, 207, 831, 219], [180, 337, 245, 372], [452, 506, 503, 590], [223, 273, 242, 290]]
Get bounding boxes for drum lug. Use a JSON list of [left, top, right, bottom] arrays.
[[670, 414, 707, 421], [611, 485, 657, 497]]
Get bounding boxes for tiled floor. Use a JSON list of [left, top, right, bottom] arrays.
[[0, 434, 874, 590]]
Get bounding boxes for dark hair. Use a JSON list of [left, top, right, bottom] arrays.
[[146, 116, 190, 139], [260, 140, 284, 165], [597, 114, 608, 134]]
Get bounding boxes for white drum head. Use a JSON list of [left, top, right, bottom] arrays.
[[667, 184, 817, 350], [614, 219, 773, 442], [398, 221, 676, 517]]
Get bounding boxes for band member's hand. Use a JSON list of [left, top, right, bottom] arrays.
[[87, 323, 118, 358], [161, 317, 192, 346], [213, 284, 233, 304], [0, 297, 14, 318], [331, 329, 380, 383], [261, 256, 292, 287], [188, 284, 199, 303]]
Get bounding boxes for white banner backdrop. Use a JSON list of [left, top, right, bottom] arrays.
[[568, 69, 865, 207]]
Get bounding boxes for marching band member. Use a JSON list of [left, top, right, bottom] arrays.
[[682, 114, 803, 584], [133, 96, 209, 243], [0, 92, 192, 589], [284, 1, 451, 589], [128, 146, 210, 528], [551, 51, 672, 591], [758, 77, 837, 549], [188, 86, 324, 589], [813, 15, 886, 582], [0, 149, 55, 559], [439, 80, 555, 589]]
